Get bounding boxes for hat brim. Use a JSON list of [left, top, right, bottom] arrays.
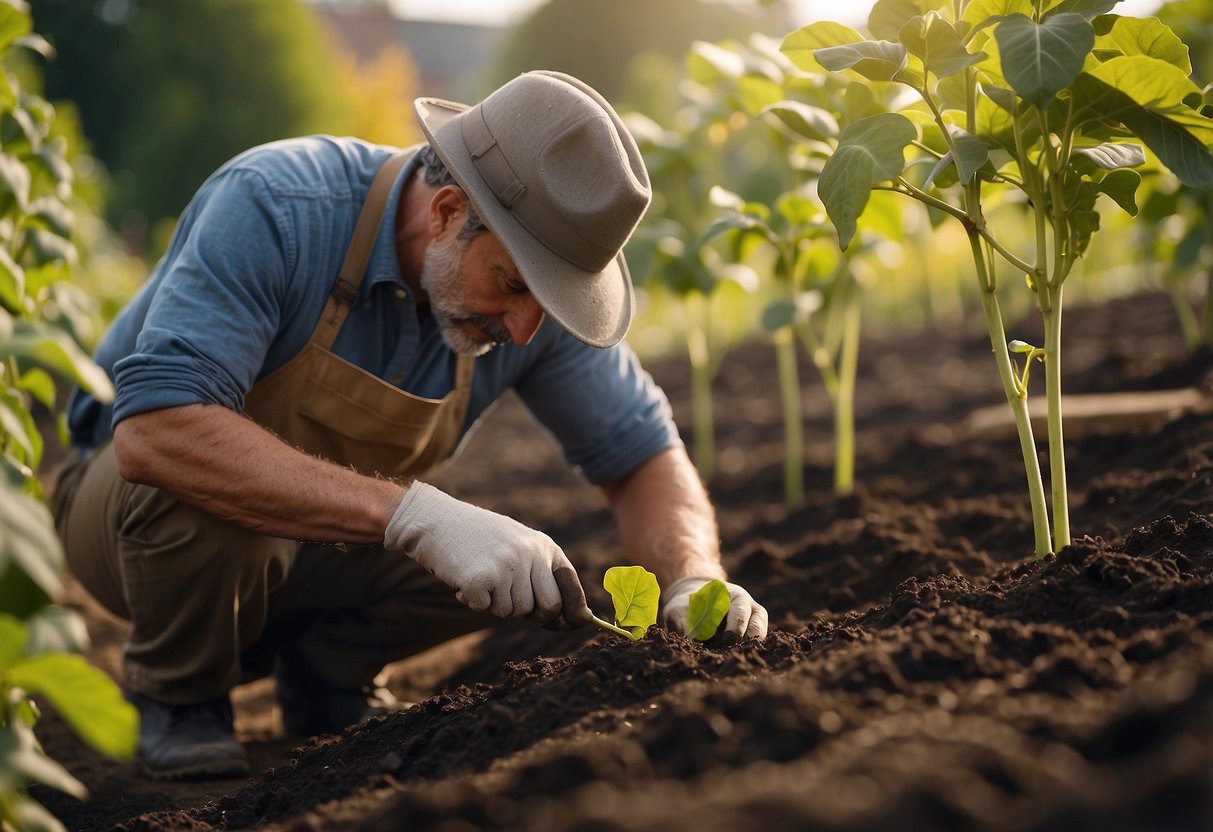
[[414, 96, 634, 349]]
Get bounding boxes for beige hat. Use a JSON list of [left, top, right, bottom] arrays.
[[413, 71, 651, 348]]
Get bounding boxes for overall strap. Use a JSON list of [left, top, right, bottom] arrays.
[[311, 152, 410, 350]]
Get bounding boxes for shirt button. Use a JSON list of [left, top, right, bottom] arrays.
[[394, 288, 407, 300]]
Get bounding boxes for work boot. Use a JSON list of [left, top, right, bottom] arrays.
[[275, 649, 399, 737], [128, 691, 249, 780]]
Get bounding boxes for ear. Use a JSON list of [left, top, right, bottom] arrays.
[[428, 185, 468, 239]]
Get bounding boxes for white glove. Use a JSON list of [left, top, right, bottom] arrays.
[[659, 575, 768, 643], [384, 482, 592, 627]]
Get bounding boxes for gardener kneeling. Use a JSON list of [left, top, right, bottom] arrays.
[[52, 70, 767, 780]]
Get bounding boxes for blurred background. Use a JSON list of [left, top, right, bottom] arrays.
[[20, 0, 1196, 366]]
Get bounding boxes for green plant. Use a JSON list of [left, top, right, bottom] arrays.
[[685, 579, 730, 641], [781, 0, 1213, 558], [593, 566, 660, 640], [1, 2, 138, 828]]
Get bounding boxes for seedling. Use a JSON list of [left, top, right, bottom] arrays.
[[592, 566, 659, 640], [686, 579, 730, 641]]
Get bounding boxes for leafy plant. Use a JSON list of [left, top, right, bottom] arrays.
[[1, 2, 137, 828], [685, 579, 730, 641], [695, 35, 891, 500], [593, 565, 660, 640], [781, 0, 1213, 558]]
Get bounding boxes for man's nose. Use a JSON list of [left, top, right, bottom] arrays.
[[504, 297, 545, 345]]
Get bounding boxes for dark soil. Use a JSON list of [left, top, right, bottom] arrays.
[[34, 291, 1213, 831]]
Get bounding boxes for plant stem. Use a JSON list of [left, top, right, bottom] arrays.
[[685, 290, 716, 480], [1043, 281, 1069, 551], [774, 324, 804, 504], [833, 277, 860, 496], [591, 615, 634, 639], [969, 235, 1053, 559]]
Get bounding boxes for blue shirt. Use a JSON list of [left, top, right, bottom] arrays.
[[68, 136, 679, 485]]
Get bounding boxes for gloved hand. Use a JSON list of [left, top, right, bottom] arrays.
[[384, 482, 592, 628], [659, 575, 768, 643]]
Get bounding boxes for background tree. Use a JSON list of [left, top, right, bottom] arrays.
[[33, 0, 347, 249], [490, 0, 784, 103]]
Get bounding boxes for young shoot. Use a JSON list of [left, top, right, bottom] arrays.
[[686, 579, 730, 641], [592, 566, 660, 640], [1008, 340, 1046, 399]]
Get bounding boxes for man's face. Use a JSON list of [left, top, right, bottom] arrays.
[[420, 226, 545, 356]]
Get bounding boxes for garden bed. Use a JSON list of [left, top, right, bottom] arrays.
[[35, 290, 1213, 831]]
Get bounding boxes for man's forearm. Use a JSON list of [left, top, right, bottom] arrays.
[[601, 447, 726, 587], [113, 403, 405, 543]]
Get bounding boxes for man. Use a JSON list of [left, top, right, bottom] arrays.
[[53, 71, 767, 781]]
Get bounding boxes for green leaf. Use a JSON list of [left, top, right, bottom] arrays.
[[760, 100, 840, 142], [686, 579, 730, 641], [868, 0, 946, 42], [700, 212, 778, 250], [8, 653, 138, 759], [781, 21, 866, 73], [688, 40, 745, 84], [0, 0, 31, 54], [0, 245, 23, 312], [0, 390, 40, 464], [0, 477, 62, 599], [603, 566, 660, 634], [819, 113, 917, 249], [1043, 0, 1121, 20], [25, 197, 74, 239], [27, 229, 76, 267], [736, 74, 785, 117], [1095, 168, 1141, 215], [900, 14, 985, 79], [761, 299, 797, 332], [17, 367, 55, 409], [1072, 142, 1145, 169], [994, 13, 1095, 106], [949, 128, 992, 183], [1092, 15, 1190, 73], [1072, 60, 1213, 188], [815, 41, 909, 83], [24, 606, 90, 656], [0, 719, 88, 801], [0, 320, 114, 399], [0, 152, 30, 213], [0, 613, 27, 670], [962, 0, 1032, 32], [1084, 54, 1202, 112]]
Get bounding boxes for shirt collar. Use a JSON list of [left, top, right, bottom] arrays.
[[365, 145, 424, 293]]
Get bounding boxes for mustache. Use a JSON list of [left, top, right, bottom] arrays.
[[454, 314, 511, 345]]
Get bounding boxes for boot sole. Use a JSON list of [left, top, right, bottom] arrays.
[[139, 756, 250, 781]]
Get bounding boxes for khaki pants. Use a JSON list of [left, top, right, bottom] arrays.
[[52, 442, 497, 704]]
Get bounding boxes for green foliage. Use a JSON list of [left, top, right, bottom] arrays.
[[819, 114, 917, 249], [592, 566, 660, 640], [686, 579, 729, 641], [34, 0, 347, 242], [0, 4, 137, 828], [778, 0, 1213, 558]]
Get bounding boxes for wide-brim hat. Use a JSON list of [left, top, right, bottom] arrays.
[[414, 71, 651, 348]]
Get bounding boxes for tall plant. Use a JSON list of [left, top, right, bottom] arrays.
[[0, 2, 137, 829], [781, 0, 1213, 558], [625, 108, 758, 481]]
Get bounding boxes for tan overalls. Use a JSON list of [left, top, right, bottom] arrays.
[[53, 153, 496, 704]]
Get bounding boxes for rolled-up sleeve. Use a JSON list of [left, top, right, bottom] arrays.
[[110, 169, 291, 424], [514, 331, 681, 485]]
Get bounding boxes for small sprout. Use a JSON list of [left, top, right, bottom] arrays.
[[592, 566, 660, 640], [1008, 339, 1045, 398], [686, 579, 730, 641]]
